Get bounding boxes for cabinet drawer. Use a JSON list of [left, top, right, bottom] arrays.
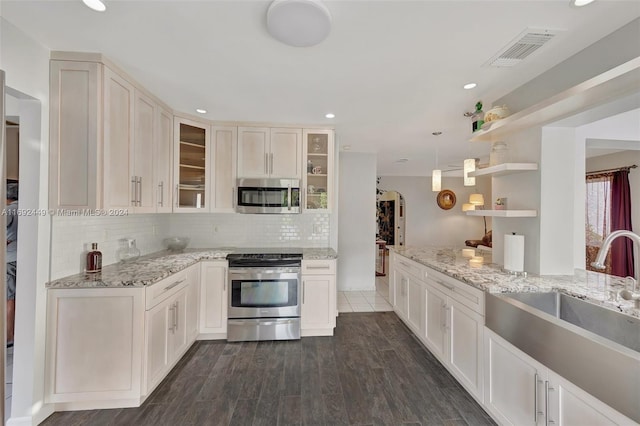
[[145, 269, 190, 310], [395, 256, 427, 281], [425, 267, 484, 315], [302, 259, 336, 275]]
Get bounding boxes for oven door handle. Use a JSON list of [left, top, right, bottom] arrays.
[[287, 184, 292, 211], [228, 268, 300, 275], [229, 318, 299, 326]]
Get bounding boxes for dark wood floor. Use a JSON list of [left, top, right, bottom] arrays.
[[41, 312, 496, 426]]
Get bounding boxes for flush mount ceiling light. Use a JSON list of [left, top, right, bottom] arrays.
[[195, 108, 207, 114], [82, 0, 106, 12], [573, 0, 595, 6], [267, 0, 332, 47], [325, 113, 335, 118], [463, 83, 477, 90]]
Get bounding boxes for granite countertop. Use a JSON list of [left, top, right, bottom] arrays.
[[389, 246, 640, 319], [47, 247, 337, 289]]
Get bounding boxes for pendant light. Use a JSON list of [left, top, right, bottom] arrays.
[[464, 158, 476, 186], [432, 131, 442, 192]]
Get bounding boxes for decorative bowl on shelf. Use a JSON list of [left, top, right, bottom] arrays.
[[484, 105, 510, 123], [163, 237, 190, 252]]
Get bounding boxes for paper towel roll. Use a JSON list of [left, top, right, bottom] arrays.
[[504, 234, 524, 272]]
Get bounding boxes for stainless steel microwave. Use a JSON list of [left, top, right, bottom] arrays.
[[235, 178, 300, 214]]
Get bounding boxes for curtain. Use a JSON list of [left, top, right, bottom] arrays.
[[610, 170, 635, 277], [585, 174, 612, 273]]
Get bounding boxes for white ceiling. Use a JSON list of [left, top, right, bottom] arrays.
[[2, 0, 640, 175]]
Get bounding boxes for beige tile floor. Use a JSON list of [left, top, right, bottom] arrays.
[[338, 265, 393, 313]]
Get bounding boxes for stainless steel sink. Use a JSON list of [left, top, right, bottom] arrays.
[[486, 291, 640, 423], [504, 292, 640, 352]]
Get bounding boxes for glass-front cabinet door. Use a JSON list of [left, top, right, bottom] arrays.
[[174, 118, 210, 211], [302, 129, 334, 212]]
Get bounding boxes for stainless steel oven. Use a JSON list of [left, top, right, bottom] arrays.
[[235, 178, 300, 214], [227, 252, 302, 342]]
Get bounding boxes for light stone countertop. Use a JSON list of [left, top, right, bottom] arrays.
[[389, 246, 640, 319], [47, 247, 337, 289]]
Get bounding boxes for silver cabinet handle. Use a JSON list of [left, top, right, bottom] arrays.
[[270, 153, 274, 174], [131, 177, 137, 205], [168, 303, 175, 333], [232, 187, 236, 208], [535, 373, 542, 422], [175, 184, 179, 207], [164, 278, 185, 292], [137, 176, 142, 206], [399, 261, 410, 268], [441, 303, 447, 329], [173, 300, 178, 331], [306, 265, 330, 270], [302, 281, 305, 304], [287, 184, 292, 211], [435, 279, 455, 292], [444, 306, 451, 330], [545, 381, 555, 425], [158, 182, 164, 206]]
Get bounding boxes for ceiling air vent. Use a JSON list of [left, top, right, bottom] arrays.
[[484, 28, 564, 68]]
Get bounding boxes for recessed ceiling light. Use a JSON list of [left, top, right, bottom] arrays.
[[195, 109, 207, 114], [325, 113, 335, 118], [573, 0, 595, 6], [432, 131, 442, 136], [82, 0, 106, 12], [463, 83, 477, 90]]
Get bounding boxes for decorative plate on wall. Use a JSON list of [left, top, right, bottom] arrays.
[[437, 189, 456, 210]]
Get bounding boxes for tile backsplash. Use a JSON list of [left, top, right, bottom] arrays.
[[50, 212, 332, 280], [168, 213, 331, 248]]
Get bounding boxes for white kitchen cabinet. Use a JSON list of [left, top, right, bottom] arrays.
[[424, 283, 448, 360], [155, 107, 173, 212], [302, 129, 334, 211], [174, 117, 210, 212], [103, 67, 135, 210], [237, 127, 302, 178], [407, 277, 425, 337], [484, 328, 635, 426], [49, 60, 101, 210], [198, 261, 228, 338], [45, 287, 146, 405], [144, 292, 173, 393], [211, 126, 237, 212], [132, 89, 157, 212], [394, 269, 409, 320], [301, 259, 337, 337], [185, 264, 200, 342], [50, 56, 169, 213]]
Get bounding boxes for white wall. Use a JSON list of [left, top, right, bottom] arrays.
[[338, 152, 376, 291], [491, 127, 542, 274], [0, 17, 54, 425], [378, 175, 491, 247]]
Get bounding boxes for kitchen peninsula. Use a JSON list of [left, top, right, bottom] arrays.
[[389, 246, 639, 425]]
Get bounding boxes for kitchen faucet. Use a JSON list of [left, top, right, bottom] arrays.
[[591, 230, 640, 305]]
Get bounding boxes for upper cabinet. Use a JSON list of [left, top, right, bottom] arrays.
[[50, 56, 172, 214], [155, 108, 174, 213], [237, 127, 302, 179], [174, 117, 210, 212], [303, 129, 334, 212], [211, 126, 237, 213]]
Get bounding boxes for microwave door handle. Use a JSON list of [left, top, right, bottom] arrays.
[[287, 185, 292, 211]]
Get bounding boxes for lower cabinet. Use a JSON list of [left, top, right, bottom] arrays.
[[301, 259, 337, 336], [484, 328, 635, 426], [45, 264, 200, 409], [392, 256, 485, 402], [198, 260, 228, 338]]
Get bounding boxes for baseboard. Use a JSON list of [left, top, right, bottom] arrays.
[[7, 403, 55, 426], [301, 328, 334, 337], [196, 332, 226, 340]]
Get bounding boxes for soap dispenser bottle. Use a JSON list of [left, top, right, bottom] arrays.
[[86, 242, 103, 273]]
